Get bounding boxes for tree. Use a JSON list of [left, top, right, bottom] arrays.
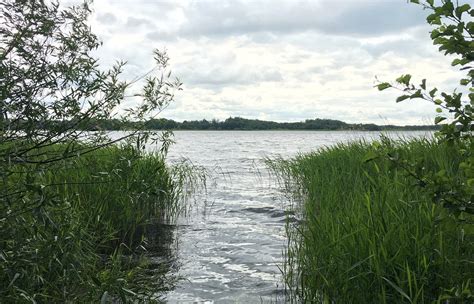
[[377, 0, 473, 215], [0, 1, 182, 301], [1, 0, 181, 211]]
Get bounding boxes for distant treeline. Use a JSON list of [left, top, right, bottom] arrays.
[[87, 117, 439, 131], [6, 117, 438, 131]]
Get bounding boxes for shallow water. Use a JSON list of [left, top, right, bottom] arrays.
[[142, 130, 432, 303]]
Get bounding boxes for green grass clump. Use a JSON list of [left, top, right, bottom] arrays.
[[272, 138, 473, 303], [1, 143, 193, 303]]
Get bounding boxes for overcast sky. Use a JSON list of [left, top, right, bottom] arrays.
[[83, 0, 462, 124]]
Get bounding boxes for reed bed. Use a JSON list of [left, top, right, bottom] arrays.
[[1, 143, 200, 303], [270, 138, 473, 303]]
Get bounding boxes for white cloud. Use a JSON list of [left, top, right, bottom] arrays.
[[78, 0, 465, 125]]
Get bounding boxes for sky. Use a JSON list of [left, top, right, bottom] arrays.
[[81, 0, 463, 125]]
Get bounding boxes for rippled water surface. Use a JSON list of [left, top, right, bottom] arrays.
[[142, 130, 432, 303]]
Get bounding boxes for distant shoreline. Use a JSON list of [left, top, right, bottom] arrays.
[[88, 117, 440, 132], [165, 129, 436, 132]]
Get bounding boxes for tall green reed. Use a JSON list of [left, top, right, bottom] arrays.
[[0, 142, 203, 302], [270, 138, 473, 303]]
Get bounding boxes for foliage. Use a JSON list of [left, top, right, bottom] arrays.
[[0, 0, 188, 302], [81, 116, 439, 131], [376, 0, 473, 215], [0, 0, 181, 181], [272, 1, 474, 302], [0, 144, 185, 302], [270, 139, 473, 303]]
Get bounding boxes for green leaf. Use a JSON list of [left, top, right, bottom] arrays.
[[435, 116, 446, 124], [433, 37, 447, 45], [382, 277, 412, 303], [442, 1, 455, 16], [436, 170, 448, 179], [377, 83, 392, 91], [8, 273, 20, 288], [427, 0, 434, 6], [430, 29, 440, 39], [455, 4, 470, 19], [396, 95, 410, 103], [452, 58, 461, 66], [420, 79, 426, 90], [427, 13, 442, 25], [363, 150, 379, 163], [429, 88, 438, 97], [410, 90, 423, 99], [467, 21, 474, 32], [396, 74, 412, 86], [92, 276, 102, 286], [436, 107, 443, 113], [434, 99, 443, 105], [452, 58, 469, 66], [467, 178, 474, 188]]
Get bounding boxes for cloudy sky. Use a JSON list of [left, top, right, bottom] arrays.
[[84, 0, 462, 124]]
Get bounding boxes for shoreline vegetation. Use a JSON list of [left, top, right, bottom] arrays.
[[1, 1, 194, 302], [84, 117, 439, 131], [269, 0, 474, 302], [270, 138, 473, 303], [1, 142, 201, 302], [2, 0, 472, 302]]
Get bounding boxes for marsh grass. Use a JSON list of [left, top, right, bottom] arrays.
[[1, 143, 203, 303], [269, 138, 473, 303]]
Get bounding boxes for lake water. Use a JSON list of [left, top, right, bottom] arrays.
[[142, 130, 433, 303]]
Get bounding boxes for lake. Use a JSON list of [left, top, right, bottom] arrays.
[[141, 130, 433, 303]]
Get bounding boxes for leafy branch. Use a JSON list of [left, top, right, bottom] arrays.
[[375, 0, 473, 215]]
